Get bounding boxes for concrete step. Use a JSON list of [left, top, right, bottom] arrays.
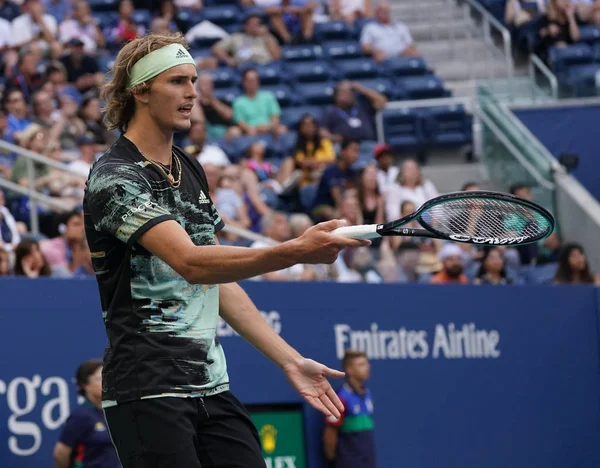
[[421, 162, 488, 192], [434, 58, 512, 81], [407, 20, 475, 41], [391, 4, 464, 22], [416, 38, 494, 62]]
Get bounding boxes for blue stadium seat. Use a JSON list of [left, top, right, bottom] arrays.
[[189, 36, 222, 49], [296, 82, 336, 105], [228, 134, 276, 162], [206, 67, 239, 89], [204, 0, 238, 5], [421, 105, 473, 148], [355, 78, 403, 100], [300, 184, 318, 210], [97, 54, 117, 73], [593, 42, 600, 62], [261, 84, 297, 107], [201, 5, 241, 28], [271, 131, 297, 157], [212, 87, 242, 106], [282, 44, 325, 62], [397, 75, 447, 99], [578, 25, 600, 45], [93, 11, 118, 29], [355, 140, 379, 168], [249, 62, 286, 85], [323, 40, 364, 60], [279, 106, 324, 129], [549, 44, 593, 74], [88, 0, 118, 12], [189, 48, 212, 61], [314, 20, 353, 42], [353, 18, 377, 38], [521, 263, 558, 285], [563, 63, 600, 97], [382, 108, 423, 151], [284, 60, 337, 83], [333, 58, 379, 79], [176, 9, 203, 32], [131, 9, 151, 28], [381, 57, 429, 78]]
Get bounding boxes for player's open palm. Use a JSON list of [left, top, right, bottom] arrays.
[[283, 358, 345, 418]]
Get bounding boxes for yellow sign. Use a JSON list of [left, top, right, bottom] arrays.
[[259, 424, 278, 454]]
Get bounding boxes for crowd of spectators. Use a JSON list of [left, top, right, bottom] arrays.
[[0, 0, 596, 285]]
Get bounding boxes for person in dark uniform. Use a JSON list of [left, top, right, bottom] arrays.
[[53, 359, 121, 468], [82, 32, 368, 468], [323, 350, 376, 468]]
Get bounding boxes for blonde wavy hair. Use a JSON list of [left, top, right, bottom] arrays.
[[101, 32, 189, 133]]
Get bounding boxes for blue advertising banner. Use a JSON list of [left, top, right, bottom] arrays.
[[1, 278, 600, 468]]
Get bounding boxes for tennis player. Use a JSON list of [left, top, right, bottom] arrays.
[[83, 32, 369, 468]]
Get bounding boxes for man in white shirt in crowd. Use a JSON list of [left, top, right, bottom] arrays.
[[69, 133, 98, 178], [373, 143, 399, 195], [12, 0, 61, 58], [184, 120, 231, 167], [360, 2, 418, 62]]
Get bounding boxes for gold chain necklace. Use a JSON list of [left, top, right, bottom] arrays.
[[141, 150, 182, 187]]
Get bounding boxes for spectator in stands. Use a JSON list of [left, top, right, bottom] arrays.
[[11, 0, 61, 58], [358, 164, 384, 226], [9, 48, 44, 102], [337, 244, 383, 282], [251, 0, 316, 44], [461, 181, 481, 191], [4, 88, 32, 142], [196, 72, 241, 141], [330, 0, 373, 25], [0, 15, 14, 74], [154, 0, 181, 33], [0, 0, 21, 23], [430, 243, 469, 284], [509, 183, 539, 266], [0, 188, 21, 253], [106, 0, 145, 49], [250, 211, 312, 280], [312, 138, 360, 215], [385, 159, 438, 222], [242, 140, 276, 185], [323, 350, 376, 466], [277, 113, 335, 189], [13, 238, 52, 277], [322, 80, 387, 143], [0, 246, 10, 275], [39, 209, 86, 277], [233, 68, 287, 137], [184, 119, 231, 167], [360, 2, 418, 62], [535, 0, 581, 63], [58, 0, 104, 53], [505, 0, 546, 30], [11, 123, 51, 186], [53, 359, 120, 468], [44, 0, 72, 23], [553, 242, 600, 284], [537, 231, 561, 265], [212, 13, 282, 67], [78, 94, 117, 151], [0, 110, 15, 177], [69, 133, 97, 177], [339, 191, 363, 225], [373, 143, 398, 196], [473, 247, 514, 285], [59, 38, 102, 94], [32, 90, 86, 151], [45, 60, 81, 105]]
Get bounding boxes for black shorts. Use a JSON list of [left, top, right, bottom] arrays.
[[103, 391, 266, 468]]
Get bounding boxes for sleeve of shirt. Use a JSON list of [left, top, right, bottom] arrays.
[[232, 97, 244, 123], [86, 163, 176, 246], [399, 23, 414, 45], [360, 23, 374, 46], [58, 411, 90, 448], [326, 396, 346, 427], [267, 92, 281, 116]]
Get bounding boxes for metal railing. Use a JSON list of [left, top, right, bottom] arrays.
[[462, 0, 515, 78], [528, 54, 559, 99]]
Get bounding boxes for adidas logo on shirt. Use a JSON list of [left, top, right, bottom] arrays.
[[198, 190, 210, 204], [175, 48, 188, 59]]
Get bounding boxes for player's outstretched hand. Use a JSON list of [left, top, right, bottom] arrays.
[[295, 219, 371, 264], [283, 358, 345, 418]]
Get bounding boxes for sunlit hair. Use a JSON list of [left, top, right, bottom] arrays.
[[101, 32, 189, 133]]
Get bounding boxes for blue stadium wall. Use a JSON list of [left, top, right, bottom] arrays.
[[2, 278, 600, 468], [513, 105, 600, 201]]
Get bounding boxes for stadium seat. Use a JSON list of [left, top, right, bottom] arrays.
[[282, 44, 325, 62], [521, 263, 558, 285], [421, 105, 473, 147], [206, 67, 239, 89], [189, 36, 222, 49], [279, 106, 324, 129], [228, 134, 276, 162], [92, 11, 119, 29], [296, 82, 336, 105], [355, 78, 404, 100], [212, 87, 241, 106], [284, 60, 337, 83], [355, 140, 379, 168], [201, 5, 241, 28], [382, 108, 423, 151], [549, 44, 593, 74], [353, 18, 376, 38], [88, 0, 118, 12], [333, 58, 379, 79], [563, 63, 600, 97], [578, 25, 600, 45], [131, 9, 151, 28], [204, 0, 238, 5], [175, 9, 203, 32], [97, 53, 117, 73], [381, 57, 429, 78], [238, 62, 286, 85], [271, 131, 297, 157], [397, 75, 447, 99], [323, 40, 364, 60], [261, 84, 297, 107], [299, 184, 318, 210], [314, 20, 353, 42], [189, 48, 213, 61]]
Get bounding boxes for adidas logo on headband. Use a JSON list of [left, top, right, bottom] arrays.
[[175, 48, 187, 59]]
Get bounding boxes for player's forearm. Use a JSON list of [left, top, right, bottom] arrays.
[[219, 282, 302, 368], [183, 241, 304, 284]]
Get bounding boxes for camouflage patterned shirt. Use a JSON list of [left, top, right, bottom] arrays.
[[83, 136, 227, 407]]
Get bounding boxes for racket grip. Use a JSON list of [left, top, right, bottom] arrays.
[[332, 225, 380, 240]]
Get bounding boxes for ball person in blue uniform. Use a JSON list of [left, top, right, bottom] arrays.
[[53, 359, 121, 468], [83, 32, 368, 468]]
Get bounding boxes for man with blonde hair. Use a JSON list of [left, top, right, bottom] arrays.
[[83, 32, 368, 468]]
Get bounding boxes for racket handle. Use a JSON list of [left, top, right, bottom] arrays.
[[332, 225, 380, 240]]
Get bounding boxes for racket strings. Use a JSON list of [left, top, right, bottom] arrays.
[[420, 198, 551, 239]]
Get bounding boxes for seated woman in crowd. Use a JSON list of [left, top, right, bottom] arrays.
[[553, 243, 600, 285], [534, 0, 581, 63], [13, 239, 52, 278], [473, 247, 514, 285]]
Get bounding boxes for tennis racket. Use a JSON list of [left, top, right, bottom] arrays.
[[332, 190, 555, 245]]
